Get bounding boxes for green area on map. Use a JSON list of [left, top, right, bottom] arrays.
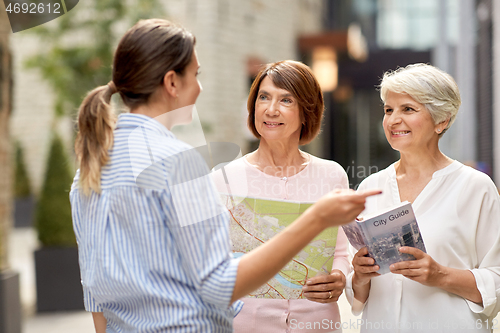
[[220, 194, 338, 299]]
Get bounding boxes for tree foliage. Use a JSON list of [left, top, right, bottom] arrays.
[[14, 141, 31, 198], [35, 134, 75, 247], [25, 0, 164, 116]]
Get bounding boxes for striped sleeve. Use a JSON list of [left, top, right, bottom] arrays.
[[83, 287, 102, 312], [160, 148, 240, 309]]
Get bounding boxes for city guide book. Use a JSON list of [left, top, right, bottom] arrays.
[[342, 201, 426, 275], [219, 193, 338, 300]]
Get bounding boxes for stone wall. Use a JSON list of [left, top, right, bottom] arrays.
[[9, 31, 60, 195]]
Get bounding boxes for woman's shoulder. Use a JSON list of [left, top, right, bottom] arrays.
[[454, 162, 498, 193], [453, 163, 500, 218], [357, 163, 395, 190]]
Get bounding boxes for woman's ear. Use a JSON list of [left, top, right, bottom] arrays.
[[162, 70, 179, 98], [436, 118, 450, 134]]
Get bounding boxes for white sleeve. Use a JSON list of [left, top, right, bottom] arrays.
[[345, 270, 367, 315], [459, 172, 500, 318]]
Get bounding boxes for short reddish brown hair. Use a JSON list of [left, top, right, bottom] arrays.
[[247, 60, 324, 145]]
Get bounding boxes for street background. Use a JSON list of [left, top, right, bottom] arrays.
[[3, 0, 500, 332]]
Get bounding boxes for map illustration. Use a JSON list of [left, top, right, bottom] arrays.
[[220, 194, 338, 299]]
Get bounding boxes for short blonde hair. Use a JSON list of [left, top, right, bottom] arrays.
[[379, 63, 461, 136]]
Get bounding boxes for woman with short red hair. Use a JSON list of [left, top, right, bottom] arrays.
[[213, 60, 350, 332]]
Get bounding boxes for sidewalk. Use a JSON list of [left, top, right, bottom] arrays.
[[6, 228, 89, 332], [23, 311, 94, 333], [8, 227, 500, 333], [8, 228, 94, 333]]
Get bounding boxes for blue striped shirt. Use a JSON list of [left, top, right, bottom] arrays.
[[70, 113, 242, 332]]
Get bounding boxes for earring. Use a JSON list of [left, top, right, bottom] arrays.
[[437, 129, 441, 133]]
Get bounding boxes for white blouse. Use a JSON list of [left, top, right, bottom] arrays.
[[346, 160, 500, 332]]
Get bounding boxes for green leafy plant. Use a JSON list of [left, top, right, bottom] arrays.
[[35, 134, 75, 247], [14, 142, 31, 198]]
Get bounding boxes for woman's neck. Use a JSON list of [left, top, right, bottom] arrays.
[[131, 90, 173, 118], [131, 97, 190, 130], [396, 147, 452, 178], [395, 148, 453, 203], [246, 140, 309, 178]]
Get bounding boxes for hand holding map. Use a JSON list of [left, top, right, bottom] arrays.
[[302, 269, 346, 303]]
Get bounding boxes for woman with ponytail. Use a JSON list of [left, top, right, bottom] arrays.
[[70, 19, 380, 332]]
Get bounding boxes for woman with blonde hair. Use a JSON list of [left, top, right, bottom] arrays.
[[70, 19, 378, 332], [348, 63, 500, 332]]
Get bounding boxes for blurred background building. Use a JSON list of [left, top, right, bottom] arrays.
[[3, 0, 500, 331], [8, 0, 499, 193], [307, 0, 483, 188]]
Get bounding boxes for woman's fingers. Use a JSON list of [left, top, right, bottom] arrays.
[[389, 250, 445, 287], [356, 189, 384, 201], [317, 189, 382, 227], [305, 273, 337, 285], [353, 246, 370, 257], [355, 264, 380, 275], [352, 247, 380, 285], [303, 281, 343, 293], [303, 281, 336, 291], [390, 258, 421, 272], [302, 270, 346, 303], [398, 246, 426, 259], [303, 287, 343, 303], [353, 255, 375, 266], [353, 248, 376, 267]]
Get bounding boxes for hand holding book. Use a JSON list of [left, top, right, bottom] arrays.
[[352, 247, 381, 287], [343, 201, 426, 275], [389, 246, 445, 287]]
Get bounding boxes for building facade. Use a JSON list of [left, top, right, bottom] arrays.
[[9, 0, 325, 194]]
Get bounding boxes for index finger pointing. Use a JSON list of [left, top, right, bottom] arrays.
[[357, 189, 383, 199]]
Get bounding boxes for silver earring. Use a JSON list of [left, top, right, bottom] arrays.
[[437, 129, 441, 133]]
